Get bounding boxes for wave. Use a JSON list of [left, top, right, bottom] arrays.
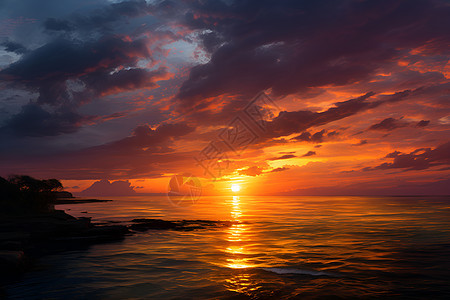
[[262, 267, 338, 277]]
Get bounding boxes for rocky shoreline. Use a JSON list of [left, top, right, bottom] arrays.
[[0, 209, 128, 285], [54, 198, 113, 204], [0, 202, 242, 290]]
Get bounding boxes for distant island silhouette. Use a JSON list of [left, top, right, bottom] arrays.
[[78, 179, 137, 197]]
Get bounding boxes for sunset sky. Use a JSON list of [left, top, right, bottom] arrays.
[[0, 0, 449, 196]]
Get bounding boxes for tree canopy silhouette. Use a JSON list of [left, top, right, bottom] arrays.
[[0, 175, 64, 215]]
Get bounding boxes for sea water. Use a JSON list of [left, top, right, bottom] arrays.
[[5, 196, 450, 299]]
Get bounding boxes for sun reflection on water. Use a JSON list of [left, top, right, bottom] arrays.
[[225, 273, 262, 295], [223, 196, 264, 296], [225, 196, 252, 268]]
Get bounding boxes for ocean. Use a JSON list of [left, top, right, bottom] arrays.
[[5, 195, 450, 299]]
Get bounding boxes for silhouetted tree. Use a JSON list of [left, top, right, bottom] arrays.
[[8, 175, 63, 193], [42, 179, 63, 192], [1, 175, 64, 215]]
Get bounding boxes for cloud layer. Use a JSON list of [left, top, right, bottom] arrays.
[[0, 0, 448, 195]]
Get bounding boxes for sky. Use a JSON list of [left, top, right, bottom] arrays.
[[0, 0, 449, 196]]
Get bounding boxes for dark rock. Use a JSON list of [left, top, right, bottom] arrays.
[[130, 218, 243, 232], [54, 198, 112, 204], [0, 240, 23, 251], [0, 250, 25, 267], [0, 250, 28, 278], [85, 225, 130, 237], [130, 219, 179, 231], [52, 191, 74, 198]]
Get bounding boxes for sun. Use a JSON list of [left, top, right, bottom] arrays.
[[231, 184, 241, 192]]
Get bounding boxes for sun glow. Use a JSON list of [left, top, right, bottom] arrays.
[[231, 184, 241, 192]]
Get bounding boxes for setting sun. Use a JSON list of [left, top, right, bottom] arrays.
[[231, 184, 241, 192]]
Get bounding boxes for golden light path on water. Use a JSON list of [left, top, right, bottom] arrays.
[[224, 195, 262, 295], [226, 196, 248, 268]]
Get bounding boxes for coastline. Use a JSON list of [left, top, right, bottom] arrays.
[[0, 204, 129, 287], [54, 198, 113, 204], [0, 197, 239, 292]]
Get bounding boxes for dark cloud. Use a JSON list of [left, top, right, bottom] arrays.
[[327, 131, 339, 137], [269, 154, 296, 161], [268, 167, 289, 173], [302, 151, 316, 157], [1, 37, 150, 99], [353, 140, 368, 146], [416, 120, 430, 127], [265, 90, 414, 139], [293, 129, 338, 143], [0, 0, 181, 177], [0, 36, 165, 136], [1, 103, 89, 137], [43, 18, 73, 32], [0, 0, 174, 140], [368, 117, 431, 132], [364, 141, 450, 171], [42, 0, 152, 33], [1, 40, 27, 54], [385, 151, 402, 158], [192, 89, 416, 152], [266, 92, 371, 139], [81, 67, 168, 98], [176, 0, 450, 106], [369, 117, 408, 131], [0, 121, 196, 180], [91, 122, 195, 154], [238, 166, 263, 176], [294, 132, 316, 143]]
